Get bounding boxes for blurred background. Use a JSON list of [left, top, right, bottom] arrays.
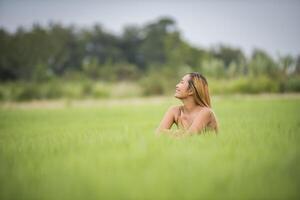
[[0, 0, 300, 101]]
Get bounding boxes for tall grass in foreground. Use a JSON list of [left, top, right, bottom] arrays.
[[0, 95, 299, 199]]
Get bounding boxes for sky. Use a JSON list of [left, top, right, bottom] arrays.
[[1, 0, 299, 58]]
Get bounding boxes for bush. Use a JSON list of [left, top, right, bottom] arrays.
[[209, 76, 280, 94], [139, 66, 182, 96], [91, 83, 110, 98], [0, 88, 5, 101], [40, 81, 64, 99], [0, 74, 298, 102], [139, 73, 165, 96], [109, 82, 142, 98], [16, 84, 40, 101], [13, 81, 64, 101], [284, 76, 300, 92], [230, 76, 279, 94]]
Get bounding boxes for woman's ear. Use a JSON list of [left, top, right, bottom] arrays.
[[187, 88, 194, 96]]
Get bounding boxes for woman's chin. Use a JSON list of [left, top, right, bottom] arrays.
[[174, 93, 181, 99]]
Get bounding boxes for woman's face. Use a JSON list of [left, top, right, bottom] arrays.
[[174, 74, 192, 99]]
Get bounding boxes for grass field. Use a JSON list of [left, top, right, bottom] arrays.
[[0, 94, 300, 200]]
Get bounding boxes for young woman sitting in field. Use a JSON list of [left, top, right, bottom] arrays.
[[156, 72, 218, 138]]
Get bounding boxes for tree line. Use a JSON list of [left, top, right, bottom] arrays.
[[1, 16, 299, 82]]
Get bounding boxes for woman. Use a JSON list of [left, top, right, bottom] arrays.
[[156, 72, 218, 137]]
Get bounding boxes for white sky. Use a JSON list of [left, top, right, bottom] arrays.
[[1, 0, 299, 58]]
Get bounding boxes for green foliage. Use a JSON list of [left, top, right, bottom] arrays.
[[0, 17, 299, 99], [1, 17, 298, 83], [210, 45, 246, 70], [0, 79, 146, 101], [1, 74, 300, 101], [0, 81, 65, 101], [248, 49, 279, 77], [139, 65, 183, 96], [284, 76, 300, 92], [0, 96, 299, 199], [229, 76, 280, 94], [201, 58, 226, 78], [208, 76, 280, 94], [139, 71, 167, 95]]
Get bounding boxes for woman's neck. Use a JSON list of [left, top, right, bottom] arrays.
[[181, 97, 198, 114]]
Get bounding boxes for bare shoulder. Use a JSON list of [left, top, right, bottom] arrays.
[[197, 107, 216, 119], [199, 107, 213, 114], [167, 105, 181, 114], [203, 108, 218, 131]]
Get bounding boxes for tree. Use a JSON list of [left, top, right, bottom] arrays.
[[278, 54, 295, 76], [0, 28, 15, 80], [248, 49, 278, 77], [295, 55, 300, 75], [210, 45, 246, 77], [138, 17, 177, 69], [120, 25, 143, 67]]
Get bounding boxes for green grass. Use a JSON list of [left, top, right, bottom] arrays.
[[0, 95, 299, 200]]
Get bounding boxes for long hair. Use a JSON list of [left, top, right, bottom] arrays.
[[187, 72, 211, 108]]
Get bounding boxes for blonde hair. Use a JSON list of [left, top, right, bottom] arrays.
[[187, 72, 211, 108]]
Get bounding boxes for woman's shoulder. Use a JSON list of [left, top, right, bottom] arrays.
[[196, 107, 218, 132], [167, 105, 182, 113], [198, 106, 213, 113], [167, 105, 182, 124], [201, 107, 218, 127], [197, 106, 217, 120], [166, 105, 183, 119]]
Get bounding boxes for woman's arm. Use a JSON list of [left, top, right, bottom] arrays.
[[156, 107, 214, 138], [187, 108, 211, 134], [166, 109, 214, 138], [155, 106, 177, 135]]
